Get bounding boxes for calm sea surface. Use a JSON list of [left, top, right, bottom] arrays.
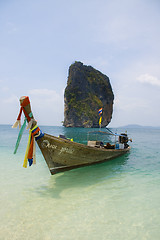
[[0, 125, 160, 240]]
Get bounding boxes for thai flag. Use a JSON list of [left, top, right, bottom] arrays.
[[98, 108, 102, 115]]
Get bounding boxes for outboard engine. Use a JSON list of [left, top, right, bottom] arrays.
[[119, 133, 129, 148]]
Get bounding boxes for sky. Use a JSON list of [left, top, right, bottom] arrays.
[[0, 0, 160, 127]]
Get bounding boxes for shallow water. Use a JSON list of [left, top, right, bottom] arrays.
[[0, 125, 160, 240]]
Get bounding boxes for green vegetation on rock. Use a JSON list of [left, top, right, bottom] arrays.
[[63, 61, 114, 128]]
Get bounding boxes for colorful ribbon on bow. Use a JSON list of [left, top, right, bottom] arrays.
[[23, 125, 40, 168], [12, 96, 45, 168], [12, 96, 32, 129], [12, 96, 33, 154]]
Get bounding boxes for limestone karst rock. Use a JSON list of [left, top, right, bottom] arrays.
[[63, 61, 114, 128]]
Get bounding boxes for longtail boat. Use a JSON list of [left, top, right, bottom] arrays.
[[12, 96, 131, 175]]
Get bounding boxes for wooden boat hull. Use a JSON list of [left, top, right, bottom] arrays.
[[37, 133, 130, 174]]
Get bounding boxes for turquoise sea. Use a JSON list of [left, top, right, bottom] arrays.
[[0, 125, 160, 240]]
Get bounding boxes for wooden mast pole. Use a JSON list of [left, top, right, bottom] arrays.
[[19, 96, 37, 128]]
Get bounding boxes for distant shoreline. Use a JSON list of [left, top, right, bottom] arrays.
[[0, 124, 160, 129], [115, 124, 160, 129]]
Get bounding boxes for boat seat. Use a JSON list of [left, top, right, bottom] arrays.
[[87, 141, 104, 148], [104, 143, 115, 149], [59, 135, 67, 139]]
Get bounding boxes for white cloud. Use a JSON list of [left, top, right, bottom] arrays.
[[2, 87, 9, 92], [28, 88, 61, 100], [137, 74, 160, 87], [28, 88, 64, 126], [3, 95, 19, 103]]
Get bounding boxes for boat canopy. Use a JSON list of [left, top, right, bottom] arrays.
[[87, 128, 126, 137]]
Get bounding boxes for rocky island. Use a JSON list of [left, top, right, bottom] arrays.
[[63, 61, 114, 128]]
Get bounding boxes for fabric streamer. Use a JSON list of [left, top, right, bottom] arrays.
[[12, 96, 44, 168], [12, 107, 23, 129], [12, 97, 32, 129], [13, 112, 33, 154], [33, 138, 36, 165], [99, 116, 102, 126], [13, 117, 27, 154], [23, 125, 40, 168], [23, 129, 32, 168], [26, 117, 34, 130]]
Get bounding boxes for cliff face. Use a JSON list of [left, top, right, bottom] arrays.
[[63, 61, 114, 128]]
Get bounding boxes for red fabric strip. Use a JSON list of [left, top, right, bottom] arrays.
[[17, 107, 23, 121]]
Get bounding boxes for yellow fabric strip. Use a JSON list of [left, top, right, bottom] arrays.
[[33, 138, 36, 165], [31, 125, 38, 132], [23, 130, 32, 168], [99, 116, 102, 126]]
